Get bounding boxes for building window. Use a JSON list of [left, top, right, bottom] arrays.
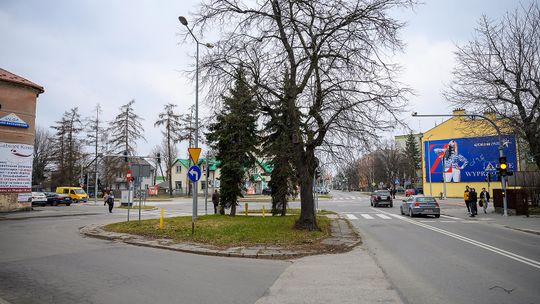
[[176, 166, 181, 173], [175, 181, 182, 189], [201, 181, 207, 190]]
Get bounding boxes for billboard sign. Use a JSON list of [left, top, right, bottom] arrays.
[[424, 135, 517, 183], [0, 142, 33, 192]]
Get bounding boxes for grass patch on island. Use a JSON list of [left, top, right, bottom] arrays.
[[104, 214, 331, 247], [244, 208, 335, 216]]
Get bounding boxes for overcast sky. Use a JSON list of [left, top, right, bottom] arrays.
[[0, 0, 532, 157]]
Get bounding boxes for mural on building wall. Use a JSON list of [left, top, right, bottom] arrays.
[[424, 135, 517, 183]]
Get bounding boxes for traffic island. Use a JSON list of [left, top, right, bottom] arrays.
[[80, 214, 360, 259]]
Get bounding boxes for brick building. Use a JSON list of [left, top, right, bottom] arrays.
[[0, 68, 44, 212]]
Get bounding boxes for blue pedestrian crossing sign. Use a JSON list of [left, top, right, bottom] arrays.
[[188, 165, 202, 182]]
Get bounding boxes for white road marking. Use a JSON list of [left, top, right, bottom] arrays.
[[374, 208, 540, 270], [345, 214, 358, 220], [376, 214, 392, 219], [361, 214, 374, 219], [420, 220, 436, 223], [440, 215, 462, 220], [440, 220, 456, 223]]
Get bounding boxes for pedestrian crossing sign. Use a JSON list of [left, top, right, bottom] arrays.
[[485, 162, 496, 171], [188, 147, 202, 164]]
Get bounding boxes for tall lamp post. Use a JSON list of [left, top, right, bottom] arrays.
[[178, 16, 214, 221], [412, 112, 509, 216]]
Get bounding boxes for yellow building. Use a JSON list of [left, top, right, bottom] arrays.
[[421, 109, 518, 198]]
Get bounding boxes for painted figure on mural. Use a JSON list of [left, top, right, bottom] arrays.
[[434, 140, 468, 182]]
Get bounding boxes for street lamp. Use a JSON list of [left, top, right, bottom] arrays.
[[412, 112, 509, 216], [178, 15, 214, 221]]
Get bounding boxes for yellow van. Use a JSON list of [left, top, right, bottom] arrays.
[[56, 187, 88, 203]]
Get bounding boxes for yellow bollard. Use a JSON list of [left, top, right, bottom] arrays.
[[245, 203, 248, 216], [160, 208, 164, 229], [262, 205, 265, 218]]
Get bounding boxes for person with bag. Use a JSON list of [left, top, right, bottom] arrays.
[[480, 187, 490, 214], [469, 188, 478, 217], [104, 191, 115, 213], [211, 190, 220, 214]]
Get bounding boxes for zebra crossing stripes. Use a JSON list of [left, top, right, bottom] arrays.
[[376, 214, 392, 219], [360, 214, 374, 219], [345, 214, 358, 220]]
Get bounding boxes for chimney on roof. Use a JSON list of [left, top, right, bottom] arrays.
[[452, 108, 465, 115]]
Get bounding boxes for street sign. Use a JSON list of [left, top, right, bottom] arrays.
[[126, 169, 132, 183], [188, 148, 202, 164], [188, 165, 202, 182]]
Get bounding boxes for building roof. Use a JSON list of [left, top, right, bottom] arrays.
[[0, 68, 44, 94]]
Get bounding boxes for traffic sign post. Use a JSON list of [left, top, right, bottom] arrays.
[[188, 147, 202, 235]]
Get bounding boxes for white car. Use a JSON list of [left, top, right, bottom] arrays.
[[31, 192, 48, 206]]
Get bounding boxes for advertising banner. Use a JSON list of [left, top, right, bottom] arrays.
[[424, 135, 517, 183], [0, 142, 34, 192]]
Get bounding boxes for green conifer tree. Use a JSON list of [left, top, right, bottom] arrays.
[[207, 69, 259, 216]]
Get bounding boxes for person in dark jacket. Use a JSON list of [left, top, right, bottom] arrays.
[[104, 192, 114, 213], [479, 187, 490, 214], [211, 190, 220, 214], [469, 188, 478, 217]]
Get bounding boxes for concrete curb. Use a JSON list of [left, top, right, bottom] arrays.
[[80, 217, 361, 259]]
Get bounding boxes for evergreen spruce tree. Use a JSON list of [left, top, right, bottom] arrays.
[[207, 69, 258, 216], [404, 133, 421, 183], [262, 72, 297, 216], [50, 108, 83, 186], [109, 99, 146, 156]]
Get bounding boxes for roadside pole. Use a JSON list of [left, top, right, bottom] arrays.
[[204, 155, 209, 215]]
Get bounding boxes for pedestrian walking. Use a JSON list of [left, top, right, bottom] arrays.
[[469, 188, 478, 217], [480, 187, 490, 214], [104, 191, 114, 213], [464, 186, 471, 214], [212, 189, 220, 214]]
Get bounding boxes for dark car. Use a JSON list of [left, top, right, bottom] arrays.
[[262, 188, 272, 195], [44, 192, 72, 206], [370, 190, 393, 207], [400, 195, 440, 218]]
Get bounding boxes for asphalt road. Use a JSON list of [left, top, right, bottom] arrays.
[[0, 208, 288, 304], [1, 193, 539, 304], [321, 191, 540, 304]]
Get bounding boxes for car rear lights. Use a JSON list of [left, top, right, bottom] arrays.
[[435, 202, 439, 207], [414, 202, 420, 207]]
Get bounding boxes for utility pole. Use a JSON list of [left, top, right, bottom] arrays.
[[94, 105, 99, 205]]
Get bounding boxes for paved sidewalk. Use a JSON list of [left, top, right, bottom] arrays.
[[439, 199, 540, 235], [255, 247, 403, 304]]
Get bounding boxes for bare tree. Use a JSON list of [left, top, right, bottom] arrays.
[[32, 126, 53, 187], [50, 108, 84, 187], [376, 140, 404, 190], [191, 0, 413, 230], [445, 3, 540, 169], [155, 103, 184, 197], [109, 99, 146, 156]]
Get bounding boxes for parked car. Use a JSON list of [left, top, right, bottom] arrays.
[[315, 187, 329, 194], [262, 188, 272, 195], [31, 192, 48, 206], [56, 186, 88, 203], [44, 192, 72, 206], [405, 188, 416, 197], [400, 196, 440, 218], [370, 190, 393, 207]]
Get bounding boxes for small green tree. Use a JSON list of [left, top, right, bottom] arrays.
[[404, 133, 421, 182], [207, 69, 259, 216]]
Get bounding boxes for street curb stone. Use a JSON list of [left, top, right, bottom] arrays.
[[80, 216, 361, 259]]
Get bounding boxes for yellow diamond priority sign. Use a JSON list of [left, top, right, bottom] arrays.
[[188, 147, 202, 164]]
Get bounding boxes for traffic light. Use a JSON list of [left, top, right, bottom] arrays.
[[123, 150, 128, 162], [498, 156, 508, 176], [157, 152, 161, 164]]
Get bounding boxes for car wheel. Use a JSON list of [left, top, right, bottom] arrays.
[[435, 214, 440, 218], [409, 208, 414, 217], [400, 207, 404, 215], [66, 203, 71, 206], [390, 203, 393, 208]]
